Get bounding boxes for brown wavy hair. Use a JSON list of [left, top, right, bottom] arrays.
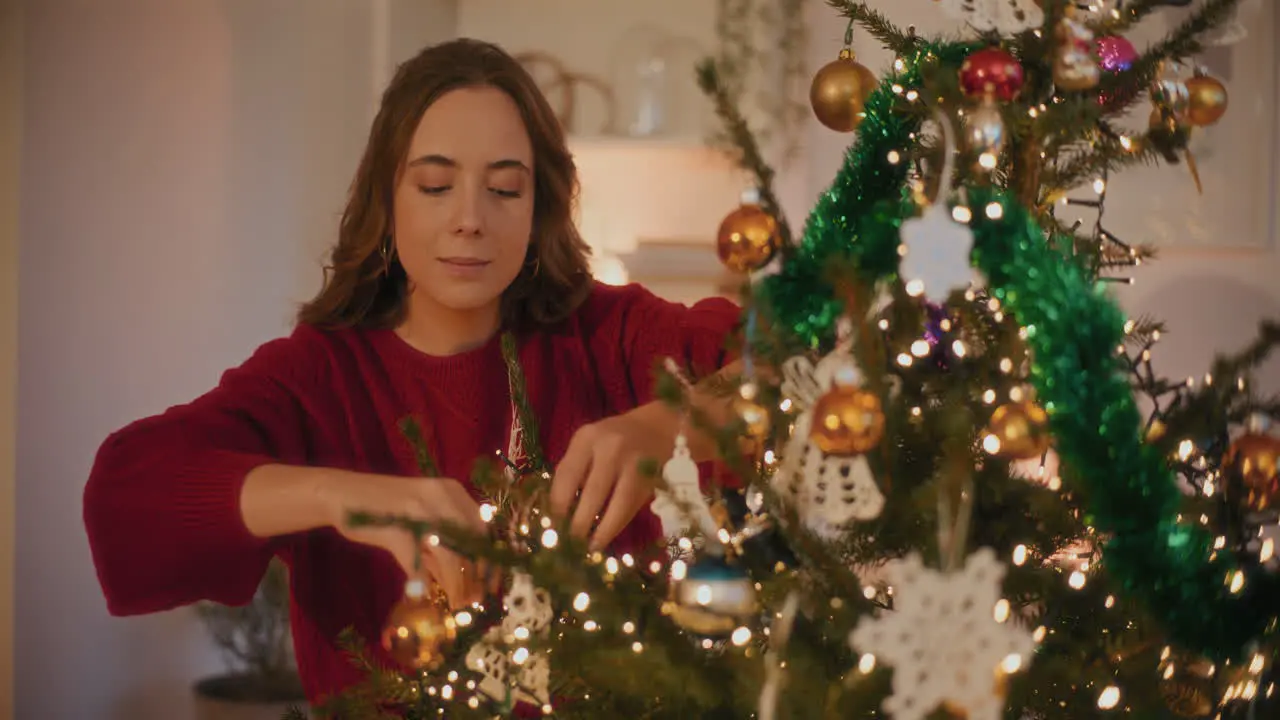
[[297, 38, 593, 331]]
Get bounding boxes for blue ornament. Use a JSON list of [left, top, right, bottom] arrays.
[[665, 555, 757, 637]]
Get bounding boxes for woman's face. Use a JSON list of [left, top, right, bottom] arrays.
[[392, 85, 535, 322]]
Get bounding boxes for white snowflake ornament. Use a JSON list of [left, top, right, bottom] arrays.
[[848, 548, 1035, 720], [466, 627, 550, 708], [466, 571, 553, 707], [501, 571, 553, 636], [899, 110, 980, 303], [937, 0, 1043, 36], [774, 344, 885, 537], [899, 203, 978, 303]]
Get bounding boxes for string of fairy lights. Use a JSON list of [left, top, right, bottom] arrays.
[[359, 2, 1274, 717]]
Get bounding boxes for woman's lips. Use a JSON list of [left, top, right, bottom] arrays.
[[438, 257, 491, 278]]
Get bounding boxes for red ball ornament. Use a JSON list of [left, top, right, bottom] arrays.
[[959, 48, 1025, 102]]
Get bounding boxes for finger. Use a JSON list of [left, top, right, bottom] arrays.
[[455, 561, 484, 608], [430, 488, 488, 604], [427, 545, 469, 609], [430, 479, 488, 534], [550, 428, 593, 518], [444, 481, 490, 533], [419, 549, 445, 587], [349, 527, 420, 579], [476, 559, 504, 598], [483, 562, 504, 596], [571, 450, 617, 539], [591, 464, 650, 552]]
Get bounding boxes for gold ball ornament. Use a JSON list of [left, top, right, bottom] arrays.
[[1226, 432, 1280, 512], [984, 400, 1050, 460], [809, 48, 878, 133], [1146, 419, 1167, 442], [809, 385, 885, 456], [716, 204, 779, 273], [1149, 106, 1177, 133], [381, 581, 458, 671], [1184, 72, 1228, 127]]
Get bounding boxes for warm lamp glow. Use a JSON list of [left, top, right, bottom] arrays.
[[592, 254, 630, 286]]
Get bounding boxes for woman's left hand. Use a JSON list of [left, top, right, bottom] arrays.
[[548, 410, 673, 551]]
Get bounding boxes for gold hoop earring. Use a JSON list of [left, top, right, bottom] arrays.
[[525, 255, 541, 279], [380, 235, 392, 276]]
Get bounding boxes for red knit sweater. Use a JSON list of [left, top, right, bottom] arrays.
[[83, 281, 740, 706]]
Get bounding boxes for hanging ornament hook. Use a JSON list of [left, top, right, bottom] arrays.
[[932, 107, 958, 207]]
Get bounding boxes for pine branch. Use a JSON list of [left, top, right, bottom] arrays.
[[1041, 131, 1164, 196], [501, 332, 547, 471], [1205, 321, 1280, 388], [822, 0, 917, 57], [397, 417, 440, 477], [1100, 0, 1242, 117], [695, 58, 795, 249], [1146, 321, 1280, 459]]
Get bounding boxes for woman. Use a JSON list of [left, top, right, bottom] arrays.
[[82, 38, 741, 705]]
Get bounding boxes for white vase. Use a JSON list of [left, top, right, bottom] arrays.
[[629, 55, 668, 137]]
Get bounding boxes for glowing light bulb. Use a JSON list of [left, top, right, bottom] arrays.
[[1097, 685, 1120, 710], [994, 599, 1011, 623]]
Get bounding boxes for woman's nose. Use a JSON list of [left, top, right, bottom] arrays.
[[451, 183, 484, 236]]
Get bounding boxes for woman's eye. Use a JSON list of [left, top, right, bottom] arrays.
[[418, 185, 449, 195], [490, 188, 522, 199]]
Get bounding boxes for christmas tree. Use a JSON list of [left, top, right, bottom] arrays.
[[304, 1, 1280, 718]]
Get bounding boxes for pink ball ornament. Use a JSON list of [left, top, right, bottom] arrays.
[[1096, 36, 1138, 74]]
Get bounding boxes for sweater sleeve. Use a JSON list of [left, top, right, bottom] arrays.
[[83, 328, 324, 616], [583, 282, 742, 409]]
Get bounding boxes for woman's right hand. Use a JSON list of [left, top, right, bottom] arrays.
[[321, 473, 490, 608], [240, 464, 490, 609]]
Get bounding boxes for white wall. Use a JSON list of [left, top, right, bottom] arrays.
[[0, 0, 20, 716], [15, 2, 454, 717]]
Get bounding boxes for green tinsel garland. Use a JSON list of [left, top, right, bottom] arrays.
[[757, 42, 1279, 661]]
